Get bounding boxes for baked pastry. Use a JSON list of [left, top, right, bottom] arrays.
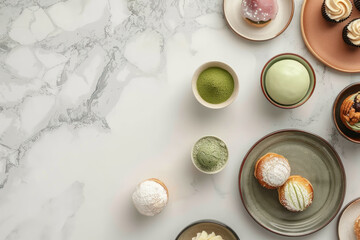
[[254, 153, 291, 189], [354, 215, 360, 240], [192, 231, 224, 240], [340, 91, 360, 132], [343, 18, 360, 47], [322, 0, 352, 23], [241, 0, 278, 27], [278, 175, 314, 212], [132, 178, 168, 216]]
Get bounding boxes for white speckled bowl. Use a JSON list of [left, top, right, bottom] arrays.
[[192, 61, 239, 109]]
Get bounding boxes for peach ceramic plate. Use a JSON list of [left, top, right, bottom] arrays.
[[301, 0, 360, 73], [223, 0, 294, 41]]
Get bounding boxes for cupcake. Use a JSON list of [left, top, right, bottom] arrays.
[[354, 215, 360, 240], [322, 0, 352, 23], [343, 18, 360, 47], [254, 153, 291, 189], [241, 0, 278, 27], [132, 178, 169, 216], [340, 91, 360, 132], [278, 175, 314, 212]]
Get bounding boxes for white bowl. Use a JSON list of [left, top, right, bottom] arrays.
[[192, 61, 239, 109], [191, 135, 229, 175]]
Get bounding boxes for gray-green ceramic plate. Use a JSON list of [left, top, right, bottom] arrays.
[[239, 130, 346, 237]]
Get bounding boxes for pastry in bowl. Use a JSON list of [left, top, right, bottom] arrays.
[[278, 175, 314, 212], [340, 91, 360, 133], [254, 153, 291, 189], [354, 215, 360, 240]]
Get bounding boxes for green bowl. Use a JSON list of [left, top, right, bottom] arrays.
[[260, 53, 316, 109]]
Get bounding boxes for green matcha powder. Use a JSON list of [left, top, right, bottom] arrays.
[[197, 67, 234, 104], [193, 136, 228, 172]]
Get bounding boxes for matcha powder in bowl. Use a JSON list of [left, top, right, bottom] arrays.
[[197, 67, 235, 104], [192, 136, 229, 174]]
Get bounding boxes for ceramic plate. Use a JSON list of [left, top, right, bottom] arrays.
[[223, 0, 294, 41], [338, 198, 360, 240], [333, 83, 360, 144], [176, 220, 240, 240], [301, 0, 360, 73], [239, 130, 346, 236]]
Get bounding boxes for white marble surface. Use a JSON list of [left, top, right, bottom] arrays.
[[0, 0, 360, 239]]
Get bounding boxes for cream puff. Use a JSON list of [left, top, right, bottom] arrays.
[[278, 175, 314, 212], [354, 215, 360, 240], [254, 153, 291, 189]]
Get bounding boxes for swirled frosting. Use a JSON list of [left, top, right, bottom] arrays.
[[347, 19, 360, 46], [324, 0, 352, 22]]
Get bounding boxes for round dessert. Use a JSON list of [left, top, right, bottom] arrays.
[[354, 215, 360, 240], [265, 59, 310, 106], [254, 153, 291, 189], [321, 0, 352, 23], [196, 67, 234, 104], [132, 178, 168, 216], [241, 0, 278, 27], [355, 0, 360, 11], [192, 136, 228, 174], [340, 91, 360, 133], [343, 18, 360, 47], [278, 175, 314, 212]]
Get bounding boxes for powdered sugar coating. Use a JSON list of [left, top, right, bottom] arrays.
[[261, 157, 290, 187], [241, 0, 278, 22], [132, 180, 168, 216]]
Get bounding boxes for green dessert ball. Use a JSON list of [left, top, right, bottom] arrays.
[[265, 59, 310, 105], [192, 136, 228, 172], [197, 67, 234, 104]]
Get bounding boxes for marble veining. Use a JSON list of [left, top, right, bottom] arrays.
[[0, 0, 359, 239]]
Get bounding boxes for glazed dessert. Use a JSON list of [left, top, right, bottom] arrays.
[[343, 18, 360, 47], [322, 0, 352, 23], [241, 0, 278, 27], [192, 136, 228, 173], [265, 59, 310, 106], [254, 153, 291, 189], [354, 215, 360, 240], [340, 91, 360, 132], [278, 175, 314, 212], [192, 231, 224, 240], [196, 67, 234, 104], [132, 178, 168, 216]]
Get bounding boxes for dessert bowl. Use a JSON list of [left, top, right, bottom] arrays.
[[192, 61, 239, 109], [223, 0, 294, 41], [191, 135, 229, 174], [260, 53, 316, 109], [333, 82, 360, 143], [176, 219, 240, 240]]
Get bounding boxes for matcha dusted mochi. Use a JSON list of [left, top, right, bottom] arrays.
[[265, 60, 310, 105]]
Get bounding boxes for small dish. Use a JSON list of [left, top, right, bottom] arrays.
[[239, 129, 346, 237], [338, 198, 360, 240], [333, 82, 360, 144], [301, 0, 360, 73], [192, 61, 239, 109], [176, 219, 240, 240], [260, 53, 316, 109], [191, 136, 229, 174], [223, 0, 294, 41]]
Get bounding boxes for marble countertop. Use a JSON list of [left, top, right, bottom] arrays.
[[0, 0, 360, 239]]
